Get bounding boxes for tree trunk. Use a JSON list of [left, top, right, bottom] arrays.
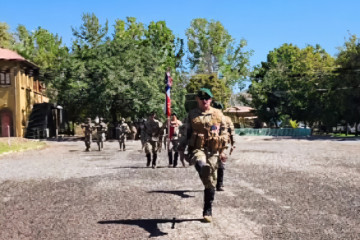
[[355, 122, 359, 137]]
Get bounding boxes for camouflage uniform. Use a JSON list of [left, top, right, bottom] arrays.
[[167, 117, 183, 167], [95, 118, 107, 151], [81, 118, 95, 151], [142, 114, 162, 168], [180, 100, 227, 222], [117, 118, 130, 151]]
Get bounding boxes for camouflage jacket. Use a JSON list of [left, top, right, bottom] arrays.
[[181, 107, 228, 153], [96, 122, 108, 135], [81, 123, 95, 137], [142, 118, 163, 142], [117, 123, 131, 138]]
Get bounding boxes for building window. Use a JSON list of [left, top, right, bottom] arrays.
[[0, 70, 11, 85]]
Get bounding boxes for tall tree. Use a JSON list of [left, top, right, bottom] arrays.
[[186, 73, 230, 107], [335, 34, 360, 134], [0, 22, 15, 48], [249, 43, 335, 127], [12, 25, 69, 82], [186, 18, 251, 97]]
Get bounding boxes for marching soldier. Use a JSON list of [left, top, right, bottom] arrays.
[[167, 113, 184, 167], [129, 121, 137, 140], [96, 117, 107, 151], [117, 118, 131, 151], [142, 112, 163, 168], [81, 118, 95, 151], [179, 88, 228, 222]]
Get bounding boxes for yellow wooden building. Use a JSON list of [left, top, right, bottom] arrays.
[[0, 48, 49, 137]]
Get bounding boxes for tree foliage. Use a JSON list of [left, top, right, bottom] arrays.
[[249, 43, 336, 127], [0, 22, 15, 48], [186, 73, 231, 107], [335, 34, 360, 132], [185, 18, 252, 93]]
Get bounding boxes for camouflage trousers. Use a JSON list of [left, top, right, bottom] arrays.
[[84, 135, 92, 150], [97, 133, 106, 150], [118, 135, 126, 150], [191, 149, 219, 189], [144, 141, 158, 155]]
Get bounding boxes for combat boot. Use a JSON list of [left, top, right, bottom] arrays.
[[173, 152, 178, 167], [168, 151, 173, 167], [203, 188, 215, 222], [152, 153, 157, 169], [216, 168, 225, 191], [146, 154, 151, 167]]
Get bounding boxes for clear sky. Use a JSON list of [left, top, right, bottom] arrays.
[[2, 0, 360, 68]]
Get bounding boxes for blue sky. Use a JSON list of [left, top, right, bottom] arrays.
[[2, 0, 360, 69]]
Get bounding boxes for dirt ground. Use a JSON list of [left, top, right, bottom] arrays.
[[0, 136, 359, 240]]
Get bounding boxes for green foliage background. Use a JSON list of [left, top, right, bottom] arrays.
[[1, 15, 359, 133]]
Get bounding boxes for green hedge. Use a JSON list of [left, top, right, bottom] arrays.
[[235, 128, 311, 137]]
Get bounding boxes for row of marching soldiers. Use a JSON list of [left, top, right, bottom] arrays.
[[80, 87, 235, 223], [80, 117, 135, 152], [142, 87, 236, 223]]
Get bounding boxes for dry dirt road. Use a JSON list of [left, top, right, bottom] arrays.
[[0, 136, 359, 239]]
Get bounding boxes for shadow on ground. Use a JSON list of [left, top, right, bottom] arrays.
[[147, 190, 201, 198], [98, 218, 203, 238]]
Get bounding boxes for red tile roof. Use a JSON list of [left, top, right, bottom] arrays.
[[0, 48, 26, 61]]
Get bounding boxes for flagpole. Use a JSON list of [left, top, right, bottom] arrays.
[[165, 68, 172, 151]]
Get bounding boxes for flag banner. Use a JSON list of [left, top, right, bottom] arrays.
[[165, 72, 172, 117]]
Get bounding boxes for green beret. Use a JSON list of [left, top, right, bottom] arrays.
[[197, 88, 213, 98]]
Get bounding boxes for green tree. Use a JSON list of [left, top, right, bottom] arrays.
[[249, 43, 336, 128], [335, 34, 360, 135], [186, 18, 251, 92], [0, 22, 15, 48], [12, 25, 69, 86], [186, 73, 230, 106]]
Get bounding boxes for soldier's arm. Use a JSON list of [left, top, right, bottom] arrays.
[[229, 121, 236, 146], [218, 115, 229, 157], [178, 116, 191, 151]]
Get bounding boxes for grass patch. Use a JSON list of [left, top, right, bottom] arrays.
[[0, 138, 46, 155], [330, 133, 358, 138]]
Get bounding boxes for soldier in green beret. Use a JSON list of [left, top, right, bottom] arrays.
[[179, 88, 228, 222]]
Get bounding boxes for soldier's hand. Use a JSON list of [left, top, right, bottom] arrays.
[[220, 152, 228, 163]]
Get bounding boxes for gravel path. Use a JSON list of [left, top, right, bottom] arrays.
[[0, 136, 359, 239]]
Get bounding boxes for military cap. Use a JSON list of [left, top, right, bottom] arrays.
[[197, 88, 213, 99]]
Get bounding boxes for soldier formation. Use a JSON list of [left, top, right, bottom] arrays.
[[79, 87, 235, 223]]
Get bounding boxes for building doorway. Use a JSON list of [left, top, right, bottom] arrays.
[[0, 109, 13, 137]]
